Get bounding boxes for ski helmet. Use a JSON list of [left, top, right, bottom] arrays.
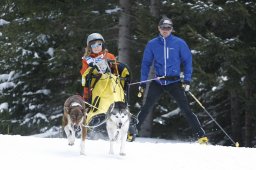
[[86, 33, 105, 46]]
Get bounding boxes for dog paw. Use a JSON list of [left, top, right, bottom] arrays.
[[68, 142, 74, 146], [68, 137, 75, 145], [109, 150, 114, 155], [120, 152, 126, 156], [80, 151, 86, 155]]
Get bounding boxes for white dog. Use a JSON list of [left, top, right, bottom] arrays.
[[62, 95, 88, 155], [106, 102, 131, 156]]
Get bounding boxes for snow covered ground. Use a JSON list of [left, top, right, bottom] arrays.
[[0, 134, 255, 170]]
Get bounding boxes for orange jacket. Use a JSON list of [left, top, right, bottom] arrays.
[[80, 52, 116, 76], [80, 52, 116, 100]]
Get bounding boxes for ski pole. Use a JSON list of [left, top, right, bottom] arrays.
[[187, 91, 239, 147], [128, 76, 165, 86]]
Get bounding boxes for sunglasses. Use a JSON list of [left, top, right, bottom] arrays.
[[91, 42, 102, 48], [160, 26, 172, 31]]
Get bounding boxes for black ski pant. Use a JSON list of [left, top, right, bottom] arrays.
[[137, 81, 205, 138]]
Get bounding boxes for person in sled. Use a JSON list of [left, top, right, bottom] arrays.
[[80, 33, 136, 141], [80, 33, 116, 101]]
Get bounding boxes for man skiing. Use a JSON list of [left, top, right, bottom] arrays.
[[137, 16, 208, 144]]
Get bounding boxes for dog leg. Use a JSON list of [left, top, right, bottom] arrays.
[[69, 128, 75, 145], [64, 125, 75, 145], [64, 114, 75, 146], [120, 123, 129, 156], [109, 140, 115, 155], [80, 125, 87, 155], [119, 130, 128, 156], [106, 124, 115, 155], [64, 125, 70, 137]]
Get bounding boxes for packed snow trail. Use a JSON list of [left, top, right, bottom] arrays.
[[0, 135, 255, 170]]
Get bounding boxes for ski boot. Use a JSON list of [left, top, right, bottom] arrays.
[[127, 133, 136, 142], [198, 136, 209, 144], [127, 116, 138, 142]]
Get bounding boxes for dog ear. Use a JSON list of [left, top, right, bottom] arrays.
[[124, 104, 132, 118], [82, 108, 85, 114], [108, 103, 115, 113], [64, 106, 69, 114], [123, 102, 130, 115], [106, 103, 115, 119], [82, 108, 89, 115]]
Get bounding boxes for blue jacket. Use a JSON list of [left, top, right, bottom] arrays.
[[140, 34, 192, 85]]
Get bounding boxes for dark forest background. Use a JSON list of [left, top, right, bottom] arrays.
[[0, 0, 255, 147]]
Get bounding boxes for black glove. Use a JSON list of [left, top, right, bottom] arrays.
[[182, 81, 190, 92], [137, 83, 146, 98]]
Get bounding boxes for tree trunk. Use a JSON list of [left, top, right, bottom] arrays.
[[140, 65, 155, 137], [118, 0, 130, 65], [244, 76, 254, 147], [244, 111, 252, 147], [140, 0, 160, 137], [230, 88, 242, 145], [150, 0, 160, 17]]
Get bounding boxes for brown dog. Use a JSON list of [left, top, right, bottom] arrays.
[[62, 95, 88, 155]]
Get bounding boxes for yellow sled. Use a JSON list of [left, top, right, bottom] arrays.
[[86, 72, 126, 125], [82, 61, 136, 141], [82, 61, 130, 124]]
